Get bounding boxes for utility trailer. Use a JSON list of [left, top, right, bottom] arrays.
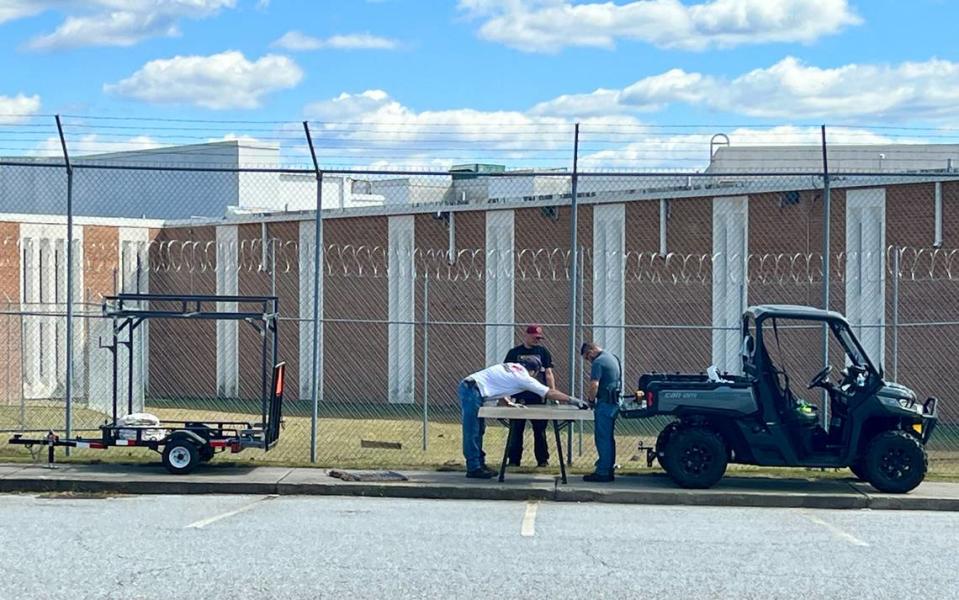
[[9, 294, 286, 475]]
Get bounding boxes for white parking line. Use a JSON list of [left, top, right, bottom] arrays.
[[521, 502, 538, 537], [186, 496, 277, 529], [802, 514, 870, 547]]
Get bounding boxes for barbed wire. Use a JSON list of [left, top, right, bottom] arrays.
[[4, 238, 958, 287]]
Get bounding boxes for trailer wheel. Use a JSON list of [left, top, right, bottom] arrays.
[[199, 445, 215, 462], [162, 439, 200, 475], [863, 430, 927, 493], [662, 427, 728, 489]]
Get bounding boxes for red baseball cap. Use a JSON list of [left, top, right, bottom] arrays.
[[525, 325, 545, 338]]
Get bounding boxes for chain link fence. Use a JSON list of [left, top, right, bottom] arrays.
[[1, 121, 957, 476]]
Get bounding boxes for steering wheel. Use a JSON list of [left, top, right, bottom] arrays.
[[807, 365, 832, 390]]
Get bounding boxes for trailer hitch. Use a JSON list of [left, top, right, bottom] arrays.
[[637, 441, 657, 468]]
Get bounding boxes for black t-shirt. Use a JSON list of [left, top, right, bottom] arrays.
[[504, 344, 554, 405]]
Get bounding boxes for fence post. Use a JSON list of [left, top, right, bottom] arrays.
[[567, 123, 580, 396], [55, 115, 74, 448], [892, 245, 900, 382], [820, 125, 831, 427], [303, 121, 324, 464], [422, 275, 429, 452], [19, 312, 26, 431], [577, 246, 585, 458]]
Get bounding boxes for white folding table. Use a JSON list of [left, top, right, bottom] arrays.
[[478, 405, 594, 484]]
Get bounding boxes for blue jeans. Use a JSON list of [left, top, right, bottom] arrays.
[[593, 400, 619, 476], [459, 380, 487, 472]]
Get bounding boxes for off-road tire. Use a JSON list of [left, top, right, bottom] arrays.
[[848, 460, 869, 481], [662, 426, 728, 489], [863, 430, 927, 494], [655, 421, 682, 461], [162, 438, 200, 475]]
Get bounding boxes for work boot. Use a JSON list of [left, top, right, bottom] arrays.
[[466, 468, 496, 479], [583, 472, 614, 483]]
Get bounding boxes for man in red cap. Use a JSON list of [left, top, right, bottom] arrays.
[[504, 325, 555, 467]]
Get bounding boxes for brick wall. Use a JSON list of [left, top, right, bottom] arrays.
[[148, 225, 217, 400], [323, 216, 389, 404], [0, 222, 20, 405], [624, 197, 712, 387], [414, 210, 485, 412]]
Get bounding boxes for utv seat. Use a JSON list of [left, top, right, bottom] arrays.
[[784, 392, 819, 427]]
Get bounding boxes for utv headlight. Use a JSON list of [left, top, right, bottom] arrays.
[[880, 396, 922, 413]]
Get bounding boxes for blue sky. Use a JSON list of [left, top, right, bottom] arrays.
[[2, 0, 959, 169]]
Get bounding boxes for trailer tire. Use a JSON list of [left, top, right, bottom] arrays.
[[199, 445, 215, 462], [162, 438, 200, 475], [662, 426, 728, 489], [863, 430, 927, 494]]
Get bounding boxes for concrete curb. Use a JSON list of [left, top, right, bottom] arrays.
[[2, 465, 957, 511], [553, 487, 871, 509]]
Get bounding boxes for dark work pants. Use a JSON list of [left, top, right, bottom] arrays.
[[508, 418, 550, 465]]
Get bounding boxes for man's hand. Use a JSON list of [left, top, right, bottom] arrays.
[[567, 397, 590, 410], [498, 397, 523, 407]]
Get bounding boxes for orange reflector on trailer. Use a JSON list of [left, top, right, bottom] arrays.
[[274, 363, 286, 396]]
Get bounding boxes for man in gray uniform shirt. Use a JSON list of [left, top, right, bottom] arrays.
[[581, 342, 622, 482]]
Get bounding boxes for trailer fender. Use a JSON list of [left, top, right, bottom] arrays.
[[167, 430, 207, 447]]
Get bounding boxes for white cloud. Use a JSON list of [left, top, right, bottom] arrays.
[[0, 0, 50, 24], [0, 94, 41, 124], [577, 125, 908, 170], [459, 0, 861, 53], [530, 88, 630, 117], [305, 89, 577, 149], [104, 51, 303, 110], [32, 133, 159, 158], [303, 88, 644, 169], [271, 31, 399, 51], [301, 79, 954, 171], [5, 0, 236, 51], [616, 57, 959, 120]]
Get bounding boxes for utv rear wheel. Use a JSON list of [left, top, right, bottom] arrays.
[[863, 431, 927, 494], [662, 427, 728, 489], [655, 422, 682, 460]]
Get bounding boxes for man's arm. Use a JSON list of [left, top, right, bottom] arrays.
[[585, 360, 602, 403], [545, 367, 555, 389], [545, 388, 575, 403], [585, 380, 599, 403]]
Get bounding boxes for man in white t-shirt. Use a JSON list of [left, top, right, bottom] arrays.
[[459, 355, 584, 479]]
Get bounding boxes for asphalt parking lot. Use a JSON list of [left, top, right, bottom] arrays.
[[2, 493, 957, 599]]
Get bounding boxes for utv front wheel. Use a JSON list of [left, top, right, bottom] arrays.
[[863, 431, 927, 493], [662, 427, 728, 489], [849, 460, 868, 481]]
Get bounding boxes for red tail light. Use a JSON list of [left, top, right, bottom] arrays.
[[646, 391, 655, 408]]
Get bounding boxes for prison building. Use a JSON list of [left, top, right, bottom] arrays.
[[0, 141, 957, 429]]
